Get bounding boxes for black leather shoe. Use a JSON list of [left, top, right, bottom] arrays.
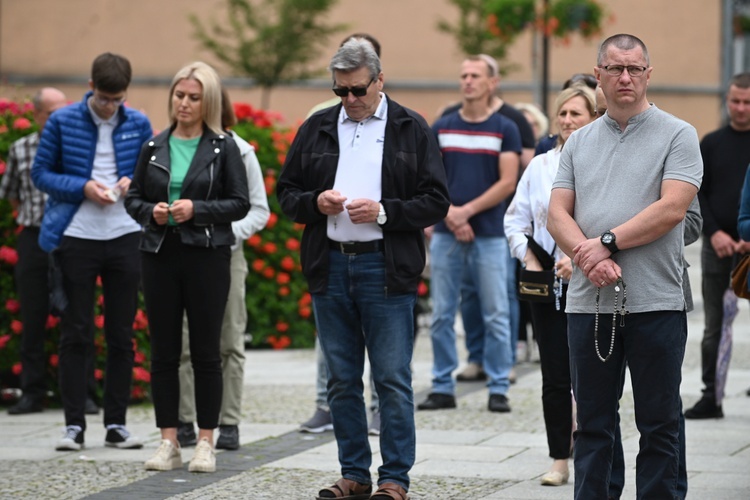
[[177, 421, 197, 447], [417, 393, 456, 410], [8, 395, 43, 415], [215, 425, 240, 450], [85, 397, 100, 415], [488, 394, 511, 413], [684, 396, 723, 419]]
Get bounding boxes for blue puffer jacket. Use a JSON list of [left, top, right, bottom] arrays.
[[31, 91, 153, 251]]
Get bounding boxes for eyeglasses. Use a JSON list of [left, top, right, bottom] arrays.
[[332, 78, 375, 97], [93, 93, 126, 107], [599, 65, 648, 77]]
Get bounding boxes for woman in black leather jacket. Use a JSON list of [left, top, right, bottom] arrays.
[[125, 61, 249, 473]]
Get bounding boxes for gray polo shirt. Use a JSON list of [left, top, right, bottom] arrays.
[[552, 105, 703, 314]]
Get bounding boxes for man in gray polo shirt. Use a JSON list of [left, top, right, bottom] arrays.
[[547, 34, 702, 499]]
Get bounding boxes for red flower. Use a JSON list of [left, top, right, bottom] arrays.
[[233, 102, 253, 121], [247, 234, 262, 247], [96, 276, 103, 287], [131, 386, 145, 400], [94, 314, 105, 329], [0, 246, 19, 265], [285, 238, 300, 251], [132, 309, 149, 330], [280, 256, 295, 271], [262, 242, 277, 254], [417, 281, 429, 297], [12, 362, 22, 375], [94, 369, 104, 380], [0, 125, 7, 134], [268, 334, 291, 350], [276, 272, 290, 285], [12, 117, 32, 130], [298, 292, 312, 306], [46, 315, 60, 329], [133, 366, 151, 382], [0, 334, 11, 349], [278, 286, 290, 296], [134, 351, 146, 364], [10, 320, 23, 335], [252, 259, 265, 272], [0, 159, 5, 175], [275, 321, 289, 333], [97, 294, 105, 307], [49, 354, 59, 367], [5, 298, 20, 314], [293, 223, 306, 232], [299, 306, 312, 319], [262, 267, 275, 279], [266, 212, 278, 229]]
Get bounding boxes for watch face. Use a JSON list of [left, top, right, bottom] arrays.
[[602, 233, 614, 244]]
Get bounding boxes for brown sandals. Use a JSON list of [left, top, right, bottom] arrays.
[[370, 482, 409, 500], [316, 477, 372, 500]]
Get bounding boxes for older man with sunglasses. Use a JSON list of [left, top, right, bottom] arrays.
[[277, 39, 449, 500]]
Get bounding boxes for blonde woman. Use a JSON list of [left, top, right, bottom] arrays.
[[504, 86, 596, 486], [126, 62, 249, 473]]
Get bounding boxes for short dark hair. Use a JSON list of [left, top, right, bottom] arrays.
[[341, 33, 381, 57], [597, 34, 650, 67], [564, 73, 597, 90], [729, 72, 750, 89], [91, 52, 132, 93]]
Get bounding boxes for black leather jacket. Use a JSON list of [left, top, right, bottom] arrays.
[[125, 126, 250, 252], [276, 96, 450, 294]]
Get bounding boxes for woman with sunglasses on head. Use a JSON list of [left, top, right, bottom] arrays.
[[125, 61, 249, 473], [504, 85, 597, 486]]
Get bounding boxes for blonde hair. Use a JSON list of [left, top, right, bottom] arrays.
[[515, 102, 549, 141], [168, 61, 223, 135], [554, 86, 596, 147]]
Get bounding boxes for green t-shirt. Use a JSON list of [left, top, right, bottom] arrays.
[[168, 135, 200, 225]]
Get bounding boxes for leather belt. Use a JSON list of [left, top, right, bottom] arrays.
[[328, 239, 383, 255]]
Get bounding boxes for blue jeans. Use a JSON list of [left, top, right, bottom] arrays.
[[430, 232, 513, 396], [461, 251, 520, 366], [568, 311, 686, 500], [312, 250, 416, 490]]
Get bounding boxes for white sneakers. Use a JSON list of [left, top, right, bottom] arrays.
[[144, 439, 183, 471], [188, 438, 216, 472], [144, 437, 216, 472]]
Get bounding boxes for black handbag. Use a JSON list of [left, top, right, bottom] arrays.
[[517, 235, 561, 303]]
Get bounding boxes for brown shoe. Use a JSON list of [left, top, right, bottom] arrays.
[[317, 477, 372, 499], [370, 482, 409, 499]]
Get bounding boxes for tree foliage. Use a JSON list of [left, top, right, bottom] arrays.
[[190, 0, 347, 108]]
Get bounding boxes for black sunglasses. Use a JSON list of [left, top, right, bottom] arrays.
[[332, 78, 375, 97]]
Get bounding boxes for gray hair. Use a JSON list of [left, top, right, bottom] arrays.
[[329, 38, 381, 81], [597, 34, 650, 67]]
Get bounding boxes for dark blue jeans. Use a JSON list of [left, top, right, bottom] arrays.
[[568, 310, 686, 500], [312, 250, 416, 490]]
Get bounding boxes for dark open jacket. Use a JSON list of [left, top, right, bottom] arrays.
[[125, 126, 250, 252], [276, 95, 450, 294]]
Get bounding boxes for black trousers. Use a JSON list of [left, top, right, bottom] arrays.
[[57, 233, 141, 430], [15, 227, 50, 400], [529, 290, 572, 460], [142, 231, 230, 430]]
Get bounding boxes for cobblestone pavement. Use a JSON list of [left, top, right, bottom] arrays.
[[1, 243, 749, 499]]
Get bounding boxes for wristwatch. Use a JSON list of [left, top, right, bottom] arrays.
[[600, 230, 619, 254], [377, 203, 387, 225]]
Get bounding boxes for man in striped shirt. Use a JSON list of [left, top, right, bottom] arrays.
[[418, 56, 521, 413]]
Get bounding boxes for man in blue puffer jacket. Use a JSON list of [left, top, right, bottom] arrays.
[[32, 52, 153, 452]]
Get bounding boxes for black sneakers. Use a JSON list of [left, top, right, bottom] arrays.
[[177, 421, 197, 447], [7, 395, 43, 415], [684, 397, 724, 419], [417, 393, 457, 410], [215, 425, 240, 450], [488, 394, 511, 413], [105, 425, 144, 449], [56, 425, 85, 451]]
